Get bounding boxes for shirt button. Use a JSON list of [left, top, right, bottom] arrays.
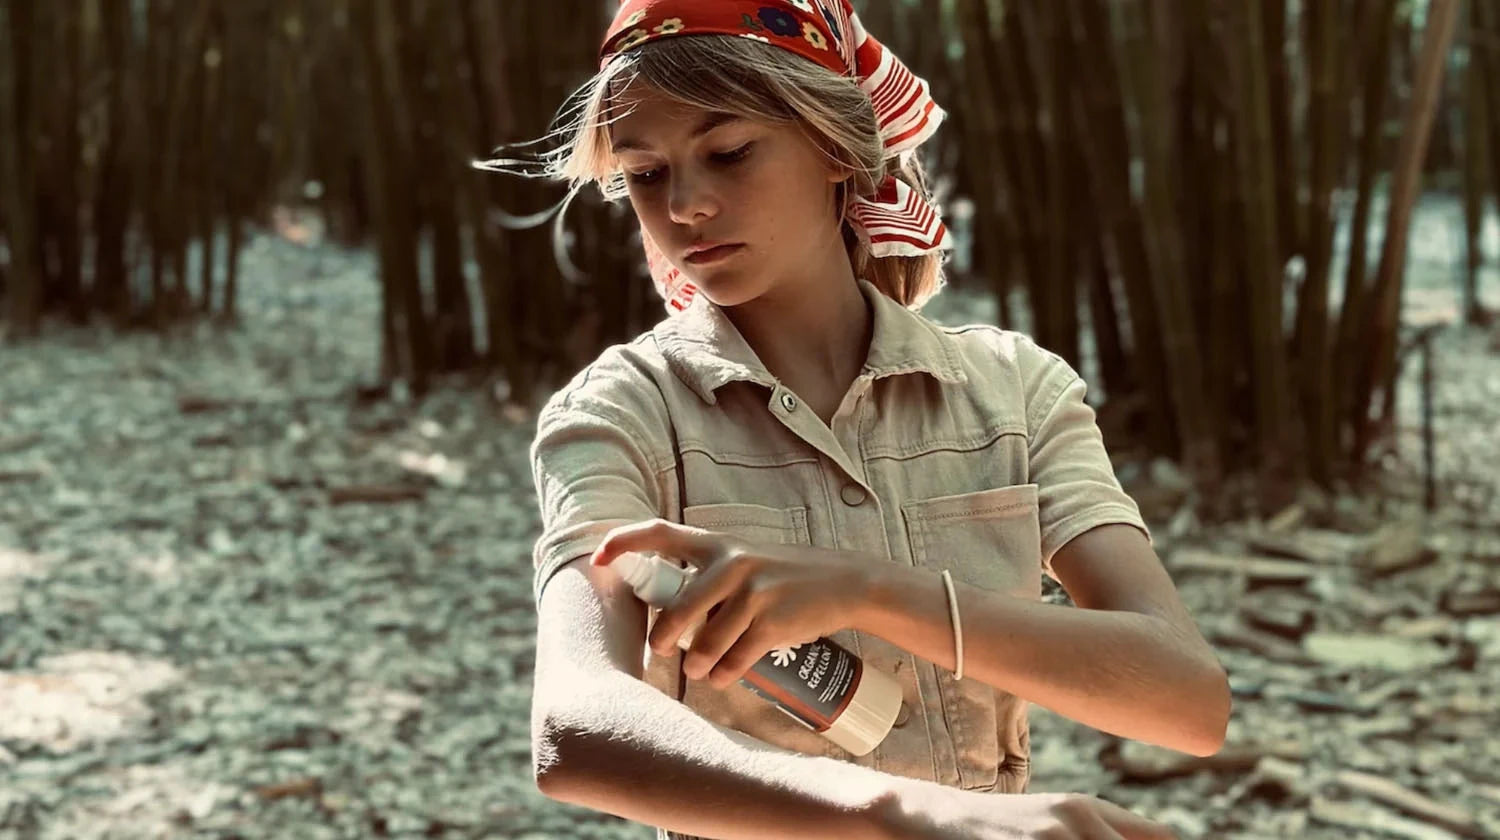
[[780, 393, 797, 412], [892, 700, 911, 728], [840, 484, 867, 506]]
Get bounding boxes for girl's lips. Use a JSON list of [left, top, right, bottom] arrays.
[[685, 243, 744, 265]]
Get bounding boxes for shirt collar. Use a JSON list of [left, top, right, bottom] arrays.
[[654, 277, 968, 406]]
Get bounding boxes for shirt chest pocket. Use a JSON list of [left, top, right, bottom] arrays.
[[901, 483, 1042, 790], [681, 502, 811, 546]]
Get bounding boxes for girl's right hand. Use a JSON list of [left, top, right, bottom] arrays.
[[877, 784, 1179, 840]]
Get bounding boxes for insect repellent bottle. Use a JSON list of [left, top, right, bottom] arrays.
[[608, 550, 904, 756]]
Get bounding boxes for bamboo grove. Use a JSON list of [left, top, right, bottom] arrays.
[[1, 0, 1496, 509]]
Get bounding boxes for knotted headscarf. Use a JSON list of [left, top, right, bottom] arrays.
[[600, 0, 951, 315]]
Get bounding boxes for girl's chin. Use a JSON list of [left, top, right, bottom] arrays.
[[691, 278, 773, 310]]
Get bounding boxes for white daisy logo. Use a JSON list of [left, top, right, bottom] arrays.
[[770, 643, 802, 667]]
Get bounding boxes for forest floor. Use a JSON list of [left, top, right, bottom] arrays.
[[0, 200, 1497, 839]]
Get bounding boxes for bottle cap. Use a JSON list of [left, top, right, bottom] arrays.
[[610, 551, 691, 607]]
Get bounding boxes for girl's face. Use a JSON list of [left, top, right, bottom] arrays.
[[608, 82, 848, 307]]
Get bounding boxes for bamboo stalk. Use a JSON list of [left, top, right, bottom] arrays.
[[1115, 0, 1216, 485], [1014, 1, 1078, 367], [1264, 0, 1303, 264], [1295, 0, 1356, 484], [354, 0, 434, 391], [0, 0, 43, 337], [1228, 0, 1297, 501], [195, 1, 223, 316], [52, 4, 84, 321], [91, 0, 133, 322], [459, 0, 521, 380], [1191, 1, 1242, 491], [1474, 0, 1500, 324], [1064, 0, 1181, 459], [993, 2, 1049, 338], [952, 0, 1020, 321], [1331, 0, 1399, 465], [1462, 0, 1489, 326], [1357, 0, 1461, 459], [416, 0, 477, 372]]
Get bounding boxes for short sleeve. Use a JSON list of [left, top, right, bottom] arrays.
[[529, 391, 670, 610], [1023, 346, 1152, 582]]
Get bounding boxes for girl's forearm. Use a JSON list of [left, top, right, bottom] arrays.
[[536, 668, 916, 840], [853, 562, 1229, 756]]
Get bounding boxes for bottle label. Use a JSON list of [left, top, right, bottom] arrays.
[[738, 638, 862, 733]]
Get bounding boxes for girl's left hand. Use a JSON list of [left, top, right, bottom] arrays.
[[589, 518, 874, 689]]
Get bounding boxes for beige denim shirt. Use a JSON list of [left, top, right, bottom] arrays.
[[530, 278, 1151, 837]]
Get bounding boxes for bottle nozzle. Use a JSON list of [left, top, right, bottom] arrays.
[[606, 550, 690, 607], [610, 550, 653, 591]]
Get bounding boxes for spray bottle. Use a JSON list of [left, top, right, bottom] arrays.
[[609, 550, 904, 756]]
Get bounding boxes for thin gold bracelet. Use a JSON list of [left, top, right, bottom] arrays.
[[941, 569, 963, 681]]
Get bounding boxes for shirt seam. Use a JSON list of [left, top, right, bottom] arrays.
[[1040, 505, 1152, 562], [865, 424, 1029, 461], [547, 387, 673, 478], [1029, 370, 1082, 443]]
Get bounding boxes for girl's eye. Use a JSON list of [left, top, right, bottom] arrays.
[[626, 143, 754, 187], [712, 142, 754, 164], [627, 169, 662, 186]]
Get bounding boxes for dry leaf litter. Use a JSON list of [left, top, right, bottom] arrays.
[[0, 200, 1497, 839]]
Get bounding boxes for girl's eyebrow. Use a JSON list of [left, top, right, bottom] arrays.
[[611, 112, 743, 154]]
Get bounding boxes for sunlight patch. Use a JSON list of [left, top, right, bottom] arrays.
[[0, 546, 55, 613], [0, 650, 182, 752]]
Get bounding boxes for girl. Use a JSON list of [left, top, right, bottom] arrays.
[[505, 2, 1227, 838]]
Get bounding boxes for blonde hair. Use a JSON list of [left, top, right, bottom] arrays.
[[477, 34, 948, 311]]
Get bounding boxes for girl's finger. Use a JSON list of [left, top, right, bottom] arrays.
[[684, 590, 757, 687], [711, 618, 779, 688], [1077, 809, 1127, 840], [1094, 798, 1177, 840], [647, 561, 744, 655], [590, 519, 722, 568]]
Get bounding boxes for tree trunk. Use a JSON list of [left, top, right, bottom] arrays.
[[92, 0, 134, 323], [356, 0, 433, 394], [1461, 0, 1488, 326], [952, 0, 1018, 316], [1294, 0, 1356, 485], [993, 1, 1048, 338], [1228, 0, 1297, 504], [1014, 1, 1078, 368], [1331, 0, 1399, 461], [460, 0, 518, 374], [0, 0, 42, 338], [46, 5, 86, 323], [1115, 0, 1217, 484], [1065, 0, 1179, 458], [1264, 0, 1302, 265], [1480, 1, 1500, 243], [417, 1, 476, 373], [1357, 0, 1460, 459]]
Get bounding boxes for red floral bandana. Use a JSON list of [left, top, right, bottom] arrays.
[[601, 0, 951, 315]]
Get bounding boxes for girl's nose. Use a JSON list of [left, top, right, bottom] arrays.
[[668, 171, 717, 224]]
